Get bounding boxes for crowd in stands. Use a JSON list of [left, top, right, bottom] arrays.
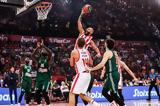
[[0, 35, 160, 90]]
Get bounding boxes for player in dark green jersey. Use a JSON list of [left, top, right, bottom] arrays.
[[18, 57, 32, 106], [32, 40, 52, 106], [86, 39, 125, 106]]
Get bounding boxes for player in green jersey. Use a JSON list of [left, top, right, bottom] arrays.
[[18, 57, 32, 106], [86, 38, 125, 106], [32, 40, 52, 106]]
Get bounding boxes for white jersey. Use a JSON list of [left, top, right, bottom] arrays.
[[75, 48, 90, 74], [118, 64, 123, 78], [118, 61, 123, 89], [71, 48, 91, 94], [75, 34, 93, 49]]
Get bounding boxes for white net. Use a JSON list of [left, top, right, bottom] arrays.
[[35, 2, 52, 20]]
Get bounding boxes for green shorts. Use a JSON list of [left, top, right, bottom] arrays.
[[35, 79, 50, 91], [104, 71, 120, 93], [21, 78, 32, 93]]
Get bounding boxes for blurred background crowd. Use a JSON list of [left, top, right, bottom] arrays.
[[0, 35, 160, 90]]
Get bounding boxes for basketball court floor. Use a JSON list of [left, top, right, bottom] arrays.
[[0, 100, 160, 106], [55, 100, 160, 106]]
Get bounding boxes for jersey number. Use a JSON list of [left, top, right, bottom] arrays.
[[82, 58, 89, 66]]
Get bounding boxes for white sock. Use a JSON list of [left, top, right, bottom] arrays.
[[47, 105, 50, 106], [90, 100, 99, 105]]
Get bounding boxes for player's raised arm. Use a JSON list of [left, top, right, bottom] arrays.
[[90, 40, 101, 57], [41, 43, 52, 64], [32, 42, 41, 63], [77, 11, 85, 35], [120, 60, 137, 81]]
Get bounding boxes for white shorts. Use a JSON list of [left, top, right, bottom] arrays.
[[70, 73, 91, 94]]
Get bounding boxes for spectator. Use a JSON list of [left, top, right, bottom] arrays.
[[60, 81, 69, 102], [52, 81, 63, 101], [6, 66, 18, 105]]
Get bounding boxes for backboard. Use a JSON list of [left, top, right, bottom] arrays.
[[0, 0, 44, 16], [0, 0, 24, 7], [16, 0, 43, 15]]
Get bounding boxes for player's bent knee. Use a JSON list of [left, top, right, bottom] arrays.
[[79, 93, 85, 98]]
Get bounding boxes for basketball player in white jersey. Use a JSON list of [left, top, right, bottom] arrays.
[[69, 38, 102, 106], [75, 9, 101, 57]]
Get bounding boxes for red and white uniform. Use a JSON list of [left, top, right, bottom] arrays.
[[75, 34, 93, 49], [70, 48, 91, 94], [118, 62, 123, 89]]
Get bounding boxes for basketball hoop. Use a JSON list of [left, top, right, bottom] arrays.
[[35, 1, 52, 20]]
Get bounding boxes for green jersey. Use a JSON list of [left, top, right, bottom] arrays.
[[105, 50, 118, 74], [37, 57, 51, 81], [38, 57, 49, 69], [22, 64, 32, 80], [103, 50, 120, 94]]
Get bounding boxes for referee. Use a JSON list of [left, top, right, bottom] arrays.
[[147, 68, 160, 101]]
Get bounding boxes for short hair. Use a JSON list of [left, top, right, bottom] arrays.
[[77, 38, 85, 48], [106, 38, 115, 50]]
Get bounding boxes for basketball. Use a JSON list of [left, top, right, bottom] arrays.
[[82, 4, 92, 14]]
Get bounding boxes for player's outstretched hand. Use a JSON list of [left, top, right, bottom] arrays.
[[85, 65, 92, 72], [134, 78, 138, 82]]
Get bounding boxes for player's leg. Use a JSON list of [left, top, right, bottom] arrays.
[[69, 93, 76, 106], [35, 80, 43, 105], [81, 74, 94, 105], [75, 94, 79, 106], [102, 79, 114, 102], [110, 72, 125, 106], [25, 79, 32, 105], [118, 89, 124, 102], [18, 90, 25, 104], [18, 80, 25, 105], [42, 79, 50, 105], [118, 74, 124, 102], [79, 93, 101, 106], [102, 86, 113, 102]]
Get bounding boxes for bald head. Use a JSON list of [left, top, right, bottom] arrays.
[[85, 27, 94, 36]]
